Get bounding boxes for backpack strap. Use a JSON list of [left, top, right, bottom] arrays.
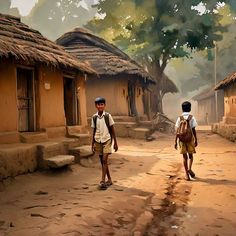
[[93, 115, 98, 131], [187, 115, 193, 121], [104, 112, 110, 129], [180, 116, 184, 121]]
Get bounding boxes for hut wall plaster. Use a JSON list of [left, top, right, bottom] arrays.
[[38, 66, 66, 128], [0, 60, 17, 132], [86, 77, 129, 117], [223, 83, 236, 124]]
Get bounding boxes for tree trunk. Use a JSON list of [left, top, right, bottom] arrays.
[[145, 57, 167, 115]]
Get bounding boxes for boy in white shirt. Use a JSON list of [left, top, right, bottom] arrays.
[[175, 101, 198, 181], [91, 97, 118, 190]]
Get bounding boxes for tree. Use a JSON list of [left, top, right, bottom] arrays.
[[24, 0, 97, 40], [0, 0, 20, 17], [87, 0, 236, 113]]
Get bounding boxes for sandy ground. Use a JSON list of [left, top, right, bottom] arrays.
[[0, 131, 236, 236]]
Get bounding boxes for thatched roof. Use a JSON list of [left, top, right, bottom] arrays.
[[160, 74, 178, 95], [192, 88, 215, 101], [56, 28, 154, 83], [0, 14, 95, 74], [215, 72, 236, 90]]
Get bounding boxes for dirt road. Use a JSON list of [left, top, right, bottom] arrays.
[[0, 131, 236, 236]]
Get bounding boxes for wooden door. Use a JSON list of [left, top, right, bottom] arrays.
[[128, 80, 138, 116], [17, 68, 34, 132], [64, 77, 77, 126]]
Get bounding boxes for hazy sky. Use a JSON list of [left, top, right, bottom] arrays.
[[10, 0, 98, 16], [11, 0, 38, 16]]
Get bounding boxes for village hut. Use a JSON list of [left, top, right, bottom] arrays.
[[192, 88, 224, 124], [56, 28, 155, 120], [0, 14, 95, 144], [215, 72, 236, 124], [213, 72, 236, 141]]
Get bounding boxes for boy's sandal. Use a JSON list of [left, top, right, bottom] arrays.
[[188, 170, 195, 178], [99, 181, 107, 190], [105, 180, 113, 186]]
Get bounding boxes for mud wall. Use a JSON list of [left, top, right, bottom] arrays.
[[38, 66, 66, 128], [0, 60, 18, 132], [86, 77, 129, 117], [136, 82, 144, 116], [223, 83, 236, 124]]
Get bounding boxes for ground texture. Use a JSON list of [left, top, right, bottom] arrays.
[[0, 131, 236, 236]]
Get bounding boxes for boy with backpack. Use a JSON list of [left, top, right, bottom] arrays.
[[175, 101, 198, 181], [91, 97, 118, 190]]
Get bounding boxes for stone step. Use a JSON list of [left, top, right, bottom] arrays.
[[67, 133, 91, 145], [20, 132, 48, 143], [0, 131, 20, 144], [129, 127, 151, 139], [44, 155, 75, 168], [69, 145, 94, 163], [37, 142, 65, 169], [114, 122, 137, 137], [44, 126, 66, 138], [67, 125, 88, 135], [139, 121, 153, 128]]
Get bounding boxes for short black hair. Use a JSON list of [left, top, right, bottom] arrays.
[[182, 101, 191, 112], [95, 97, 106, 104]]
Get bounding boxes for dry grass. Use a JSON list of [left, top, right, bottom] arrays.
[[0, 14, 95, 74]]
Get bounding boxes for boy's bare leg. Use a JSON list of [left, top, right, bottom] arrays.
[[102, 154, 109, 182], [99, 155, 105, 182], [188, 154, 195, 177], [188, 154, 193, 171], [183, 154, 190, 180]]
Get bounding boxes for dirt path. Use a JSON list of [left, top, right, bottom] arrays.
[[0, 132, 236, 236]]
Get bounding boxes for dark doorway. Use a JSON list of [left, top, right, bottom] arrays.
[[128, 81, 137, 116], [17, 68, 35, 132], [64, 77, 77, 126]]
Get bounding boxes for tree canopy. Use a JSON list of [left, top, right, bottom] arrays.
[[87, 0, 236, 112]]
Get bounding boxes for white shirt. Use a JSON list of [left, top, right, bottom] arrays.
[[91, 111, 115, 143], [175, 112, 198, 129]]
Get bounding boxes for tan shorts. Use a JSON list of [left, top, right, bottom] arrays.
[[179, 141, 196, 155], [95, 139, 112, 155]]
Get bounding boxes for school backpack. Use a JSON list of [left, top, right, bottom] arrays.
[[176, 115, 193, 143], [92, 112, 112, 137]]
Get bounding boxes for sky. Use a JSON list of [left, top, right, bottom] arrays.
[[10, 0, 98, 16], [10, 0, 38, 16]]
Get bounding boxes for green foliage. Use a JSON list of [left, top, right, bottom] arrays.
[[87, 0, 235, 68]]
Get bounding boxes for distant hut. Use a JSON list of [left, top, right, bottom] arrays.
[[215, 72, 236, 124], [56, 28, 155, 120], [192, 88, 224, 124], [0, 14, 95, 144]]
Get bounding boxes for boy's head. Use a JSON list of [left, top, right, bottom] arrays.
[[182, 101, 191, 112], [95, 97, 106, 112]]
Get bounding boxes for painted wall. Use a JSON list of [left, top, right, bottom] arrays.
[[38, 66, 66, 128], [224, 83, 236, 123], [86, 77, 129, 117], [0, 60, 18, 132]]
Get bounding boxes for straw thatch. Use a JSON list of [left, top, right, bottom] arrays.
[[192, 88, 215, 101], [56, 28, 154, 83], [160, 74, 178, 95], [215, 72, 236, 90], [0, 14, 95, 74]]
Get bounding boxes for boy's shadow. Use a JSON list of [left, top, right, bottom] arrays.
[[193, 177, 236, 186]]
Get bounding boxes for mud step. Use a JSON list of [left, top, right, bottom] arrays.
[[20, 132, 48, 143], [37, 142, 65, 169], [129, 127, 151, 139], [69, 145, 94, 163], [44, 155, 75, 168], [115, 122, 137, 137]]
